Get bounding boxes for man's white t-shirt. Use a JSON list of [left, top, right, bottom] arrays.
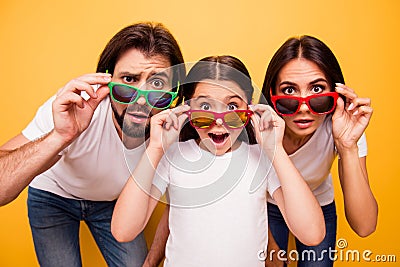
[[268, 117, 368, 206], [152, 140, 281, 267], [22, 96, 145, 201]]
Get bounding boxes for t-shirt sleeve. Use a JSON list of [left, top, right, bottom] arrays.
[[152, 153, 171, 195], [22, 95, 56, 140], [357, 133, 368, 157], [266, 162, 281, 199]]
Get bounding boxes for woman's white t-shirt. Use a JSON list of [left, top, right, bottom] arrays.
[[268, 117, 367, 206]]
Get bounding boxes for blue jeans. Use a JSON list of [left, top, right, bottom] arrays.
[[268, 201, 337, 267], [27, 187, 148, 267]]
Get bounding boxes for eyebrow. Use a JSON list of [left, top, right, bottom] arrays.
[[279, 78, 328, 86], [117, 71, 171, 81]]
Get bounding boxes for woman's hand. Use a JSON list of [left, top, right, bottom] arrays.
[[148, 105, 189, 152], [332, 83, 373, 151], [250, 104, 285, 159]]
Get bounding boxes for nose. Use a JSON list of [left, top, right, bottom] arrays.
[[298, 100, 310, 113], [136, 95, 147, 105], [215, 118, 224, 126]]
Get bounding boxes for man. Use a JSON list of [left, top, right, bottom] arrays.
[[0, 22, 182, 267]]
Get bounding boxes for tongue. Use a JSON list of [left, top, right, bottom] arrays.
[[211, 134, 227, 144]]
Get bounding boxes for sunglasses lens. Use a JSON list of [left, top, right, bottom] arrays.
[[224, 111, 249, 128], [147, 91, 174, 109], [275, 98, 300, 115], [190, 112, 215, 128], [309, 95, 335, 113], [111, 84, 138, 103]]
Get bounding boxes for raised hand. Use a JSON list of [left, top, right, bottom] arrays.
[[148, 105, 190, 152], [250, 104, 285, 159], [52, 73, 111, 145], [332, 83, 373, 151]]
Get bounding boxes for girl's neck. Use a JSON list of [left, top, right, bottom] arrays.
[[196, 139, 242, 156]]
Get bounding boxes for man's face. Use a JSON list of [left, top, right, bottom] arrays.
[[110, 48, 171, 139]]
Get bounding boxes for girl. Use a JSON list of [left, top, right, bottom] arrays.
[[112, 56, 325, 266], [260, 36, 378, 266]]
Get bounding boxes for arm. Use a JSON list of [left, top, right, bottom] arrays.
[[0, 73, 111, 206], [251, 104, 325, 246], [143, 205, 170, 267], [0, 133, 62, 206], [112, 106, 189, 242], [333, 84, 378, 237]]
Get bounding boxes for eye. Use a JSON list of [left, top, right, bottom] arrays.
[[311, 85, 325, 94], [227, 103, 238, 110], [282, 87, 296, 95], [148, 78, 165, 90], [122, 76, 137, 84], [200, 102, 211, 110]]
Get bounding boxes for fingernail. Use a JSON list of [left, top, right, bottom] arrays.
[[335, 83, 344, 86], [352, 110, 359, 116], [348, 103, 354, 111], [335, 86, 343, 92], [104, 76, 111, 81]]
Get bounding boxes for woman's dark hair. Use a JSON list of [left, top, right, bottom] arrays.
[[96, 22, 185, 90], [179, 55, 257, 144], [259, 35, 345, 106]]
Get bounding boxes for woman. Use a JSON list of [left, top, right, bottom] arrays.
[[260, 35, 378, 266]]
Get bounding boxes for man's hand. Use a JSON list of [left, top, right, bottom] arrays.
[[52, 73, 111, 145]]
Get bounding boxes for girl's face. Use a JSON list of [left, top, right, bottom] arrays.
[[274, 58, 332, 139], [190, 79, 249, 156]]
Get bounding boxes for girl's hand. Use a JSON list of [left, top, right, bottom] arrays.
[[148, 105, 189, 151], [250, 104, 285, 159], [332, 84, 373, 151]]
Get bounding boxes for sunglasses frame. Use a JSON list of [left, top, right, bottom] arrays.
[[186, 109, 254, 129], [108, 81, 180, 109], [270, 92, 339, 116]]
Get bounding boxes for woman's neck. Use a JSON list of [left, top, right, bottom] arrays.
[[283, 130, 314, 155]]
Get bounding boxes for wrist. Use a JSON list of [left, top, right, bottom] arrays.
[[47, 130, 73, 150]]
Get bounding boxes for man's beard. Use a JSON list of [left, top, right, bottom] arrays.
[[111, 102, 151, 139]]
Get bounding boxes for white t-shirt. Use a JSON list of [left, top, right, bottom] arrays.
[[152, 140, 281, 267], [22, 96, 145, 201], [268, 117, 367, 206]]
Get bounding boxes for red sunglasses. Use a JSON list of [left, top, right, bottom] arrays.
[[186, 110, 254, 129], [270, 92, 339, 116]]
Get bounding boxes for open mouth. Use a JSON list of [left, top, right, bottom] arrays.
[[208, 133, 229, 144]]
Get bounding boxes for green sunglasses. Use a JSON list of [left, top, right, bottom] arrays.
[[108, 82, 180, 109]]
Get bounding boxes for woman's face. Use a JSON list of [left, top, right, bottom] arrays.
[[274, 58, 332, 139], [190, 80, 249, 156]]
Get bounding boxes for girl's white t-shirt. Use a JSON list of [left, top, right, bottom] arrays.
[[153, 140, 281, 267], [22, 96, 145, 201]]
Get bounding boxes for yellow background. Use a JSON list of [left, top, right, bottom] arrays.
[[0, 0, 399, 266]]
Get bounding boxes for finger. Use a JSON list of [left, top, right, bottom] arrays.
[[177, 113, 189, 130], [171, 104, 190, 115], [58, 74, 112, 98], [86, 85, 110, 111], [335, 84, 357, 101], [55, 91, 86, 109], [352, 105, 373, 117], [347, 97, 371, 111]]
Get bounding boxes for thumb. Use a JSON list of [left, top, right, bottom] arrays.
[[332, 96, 345, 119], [87, 85, 110, 109], [177, 113, 189, 131]]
